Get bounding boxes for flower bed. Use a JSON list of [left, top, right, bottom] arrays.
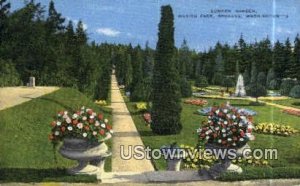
[[95, 100, 107, 106], [184, 99, 208, 106], [255, 122, 298, 136], [198, 106, 257, 116], [282, 109, 300, 117], [136, 102, 147, 111], [180, 145, 268, 170], [49, 106, 113, 143]]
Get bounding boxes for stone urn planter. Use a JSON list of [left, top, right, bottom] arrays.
[[161, 143, 186, 171], [199, 143, 251, 179], [49, 106, 113, 179], [59, 133, 112, 177]]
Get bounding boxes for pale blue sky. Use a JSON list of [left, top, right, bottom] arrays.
[[9, 0, 300, 51]]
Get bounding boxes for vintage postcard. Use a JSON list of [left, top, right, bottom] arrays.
[[0, 0, 299, 185]]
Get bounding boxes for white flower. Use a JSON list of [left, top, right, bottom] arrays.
[[218, 139, 222, 143], [224, 121, 228, 125], [56, 121, 61, 126], [223, 109, 228, 113], [240, 138, 244, 141], [222, 134, 227, 137], [81, 106, 85, 110], [83, 133, 88, 137], [215, 127, 220, 131], [232, 115, 236, 120], [67, 126, 73, 131], [232, 143, 236, 146], [72, 114, 78, 119], [93, 131, 97, 136], [66, 118, 71, 124], [95, 121, 100, 127], [64, 111, 68, 115], [89, 115, 95, 119], [215, 110, 220, 114], [77, 123, 83, 129], [104, 119, 108, 123], [205, 136, 210, 140], [83, 116, 87, 121], [228, 138, 232, 142], [101, 123, 106, 128], [222, 129, 226, 133], [196, 128, 202, 133], [241, 116, 246, 120], [92, 112, 96, 116], [110, 130, 114, 134], [54, 131, 60, 136]]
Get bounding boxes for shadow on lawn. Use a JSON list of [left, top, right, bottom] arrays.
[[0, 168, 97, 183]]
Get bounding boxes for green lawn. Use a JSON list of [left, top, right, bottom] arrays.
[[0, 88, 112, 183], [123, 95, 300, 178], [266, 98, 300, 109]]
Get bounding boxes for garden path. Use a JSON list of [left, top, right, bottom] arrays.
[[0, 87, 59, 111], [110, 74, 155, 172]]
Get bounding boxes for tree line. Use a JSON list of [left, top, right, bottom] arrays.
[[0, 0, 112, 100]]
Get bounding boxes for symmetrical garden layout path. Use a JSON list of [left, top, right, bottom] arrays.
[[110, 74, 155, 172], [0, 86, 59, 111]]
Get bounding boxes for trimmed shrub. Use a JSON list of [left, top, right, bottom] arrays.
[[289, 85, 300, 98], [280, 79, 296, 96], [246, 83, 267, 102], [268, 79, 281, 90], [195, 75, 208, 90], [180, 77, 192, 98]]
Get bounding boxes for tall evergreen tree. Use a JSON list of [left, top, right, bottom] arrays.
[[46, 0, 65, 33], [151, 5, 182, 135]]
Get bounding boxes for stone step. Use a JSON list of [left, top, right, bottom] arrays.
[[100, 171, 209, 183]]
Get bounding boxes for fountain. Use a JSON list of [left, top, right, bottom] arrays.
[[235, 74, 246, 97]]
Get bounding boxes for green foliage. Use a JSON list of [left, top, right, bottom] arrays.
[[266, 68, 276, 87], [0, 1, 111, 100], [151, 5, 182, 135], [0, 59, 21, 86], [289, 85, 300, 98], [195, 75, 208, 89], [257, 71, 267, 86], [180, 77, 192, 98], [222, 76, 235, 91], [246, 83, 267, 102], [280, 79, 297, 96], [268, 79, 281, 90]]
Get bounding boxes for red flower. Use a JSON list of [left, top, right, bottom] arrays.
[[233, 136, 238, 141], [98, 114, 104, 120], [87, 110, 93, 115], [72, 120, 78, 125], [99, 129, 105, 135], [106, 125, 112, 130], [61, 126, 66, 132], [84, 126, 90, 131], [89, 119, 94, 124], [240, 130, 245, 137]]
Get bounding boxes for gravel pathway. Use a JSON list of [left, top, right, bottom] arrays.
[[0, 86, 59, 111], [110, 75, 155, 172]]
